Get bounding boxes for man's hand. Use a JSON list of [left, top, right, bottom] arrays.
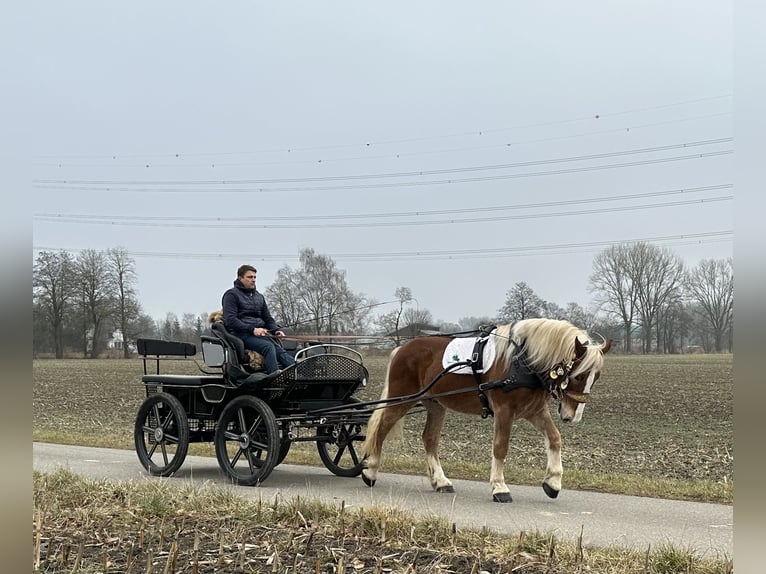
[[253, 327, 269, 337], [274, 330, 285, 338]]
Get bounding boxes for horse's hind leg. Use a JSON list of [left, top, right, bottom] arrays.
[[528, 409, 563, 498], [422, 400, 453, 493], [361, 403, 411, 487]]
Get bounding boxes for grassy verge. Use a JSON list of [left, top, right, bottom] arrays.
[[33, 469, 733, 574]]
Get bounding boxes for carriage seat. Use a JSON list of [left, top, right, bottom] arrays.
[[210, 322, 250, 364]]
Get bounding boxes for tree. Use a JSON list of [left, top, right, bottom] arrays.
[[131, 313, 160, 341], [160, 312, 181, 340], [497, 282, 544, 322], [265, 248, 369, 337], [107, 247, 140, 358], [589, 244, 639, 353], [375, 287, 413, 345], [74, 249, 115, 358], [629, 243, 685, 353], [686, 258, 734, 352], [266, 264, 308, 332], [33, 250, 77, 358], [402, 307, 434, 332], [457, 316, 497, 331], [659, 300, 693, 354], [541, 300, 566, 320], [562, 302, 596, 331]]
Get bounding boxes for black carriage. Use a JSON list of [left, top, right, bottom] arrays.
[[134, 325, 370, 486]]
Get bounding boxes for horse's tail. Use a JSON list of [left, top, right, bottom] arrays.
[[363, 346, 404, 456]]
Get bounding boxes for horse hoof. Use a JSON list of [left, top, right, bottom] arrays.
[[436, 485, 455, 493], [361, 472, 376, 488], [542, 482, 559, 499], [492, 492, 513, 503]]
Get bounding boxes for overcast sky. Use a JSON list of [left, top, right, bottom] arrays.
[[20, 1, 733, 326]]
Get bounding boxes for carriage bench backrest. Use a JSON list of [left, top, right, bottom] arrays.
[[137, 338, 197, 357], [136, 338, 197, 376]]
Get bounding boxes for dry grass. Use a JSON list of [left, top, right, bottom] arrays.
[[33, 353, 733, 503], [33, 469, 733, 574]]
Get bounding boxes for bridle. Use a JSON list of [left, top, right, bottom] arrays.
[[544, 356, 590, 404]]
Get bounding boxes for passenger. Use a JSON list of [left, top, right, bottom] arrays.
[[221, 264, 295, 375]]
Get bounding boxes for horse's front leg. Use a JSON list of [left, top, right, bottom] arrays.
[[528, 409, 563, 498], [490, 406, 513, 503], [422, 400, 453, 492]]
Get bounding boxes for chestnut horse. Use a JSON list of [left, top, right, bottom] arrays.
[[361, 318, 612, 502]]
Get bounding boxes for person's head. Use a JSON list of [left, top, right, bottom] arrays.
[[237, 264, 257, 288]]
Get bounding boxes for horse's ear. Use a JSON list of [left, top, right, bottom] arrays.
[[601, 338, 613, 355], [574, 337, 588, 359]]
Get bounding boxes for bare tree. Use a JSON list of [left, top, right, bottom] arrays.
[[562, 302, 597, 331], [402, 307, 434, 332], [107, 247, 140, 358], [686, 258, 734, 352], [589, 244, 639, 353], [33, 250, 77, 358], [659, 300, 693, 354], [629, 243, 685, 353], [265, 248, 369, 337], [375, 287, 413, 345], [497, 282, 544, 322], [75, 249, 115, 358], [457, 315, 497, 331], [541, 300, 566, 320], [266, 264, 308, 332]]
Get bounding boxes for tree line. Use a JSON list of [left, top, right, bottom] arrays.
[[33, 243, 733, 358]]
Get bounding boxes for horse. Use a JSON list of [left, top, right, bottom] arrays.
[[361, 318, 612, 502]]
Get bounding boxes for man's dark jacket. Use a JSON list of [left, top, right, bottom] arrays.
[[222, 279, 279, 335]]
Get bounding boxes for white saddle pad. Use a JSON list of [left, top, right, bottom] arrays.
[[442, 333, 497, 374]]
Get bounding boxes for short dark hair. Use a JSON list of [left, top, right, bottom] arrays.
[[237, 264, 257, 277]]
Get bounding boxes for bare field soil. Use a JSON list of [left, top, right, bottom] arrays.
[[33, 353, 732, 502]]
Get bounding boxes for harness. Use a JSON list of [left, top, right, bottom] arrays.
[[468, 335, 589, 418]]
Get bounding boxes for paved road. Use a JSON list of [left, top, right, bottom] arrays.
[[33, 442, 731, 557]]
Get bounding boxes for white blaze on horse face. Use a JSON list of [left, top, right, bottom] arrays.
[[572, 370, 597, 423]]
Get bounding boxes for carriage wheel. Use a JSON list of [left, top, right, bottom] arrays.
[[316, 422, 366, 477], [134, 392, 189, 477], [214, 396, 279, 486]]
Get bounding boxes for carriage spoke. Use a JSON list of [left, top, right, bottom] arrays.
[[347, 443, 361, 466], [237, 409, 248, 435], [332, 445, 346, 465], [160, 443, 169, 465], [246, 415, 264, 436], [229, 448, 244, 468]]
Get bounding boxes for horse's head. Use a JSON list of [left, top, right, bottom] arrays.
[[555, 336, 612, 423]]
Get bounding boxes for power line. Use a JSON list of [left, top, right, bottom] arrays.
[[33, 196, 732, 230], [34, 150, 733, 195], [34, 138, 731, 186], [33, 184, 732, 223], [32, 230, 733, 262]]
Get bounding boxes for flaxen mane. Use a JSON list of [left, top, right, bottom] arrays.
[[492, 318, 605, 376]]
